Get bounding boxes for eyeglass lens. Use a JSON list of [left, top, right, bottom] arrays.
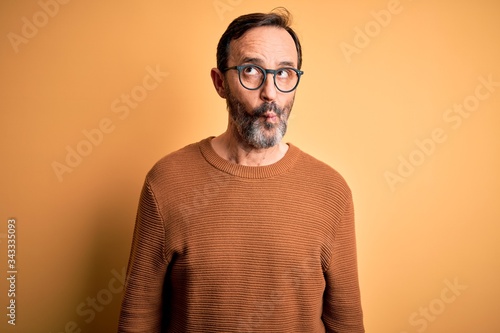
[[239, 65, 300, 92]]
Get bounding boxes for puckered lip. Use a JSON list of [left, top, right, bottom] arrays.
[[262, 111, 277, 118]]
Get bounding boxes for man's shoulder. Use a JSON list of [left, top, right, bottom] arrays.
[[293, 144, 351, 194], [294, 145, 344, 177], [156, 140, 201, 165], [145, 138, 206, 183]]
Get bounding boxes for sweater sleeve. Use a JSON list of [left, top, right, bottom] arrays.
[[118, 179, 169, 333], [322, 194, 365, 333]]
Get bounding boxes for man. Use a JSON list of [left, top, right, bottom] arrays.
[[118, 8, 364, 333]]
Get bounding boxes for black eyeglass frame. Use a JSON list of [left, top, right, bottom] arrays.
[[223, 64, 304, 93]]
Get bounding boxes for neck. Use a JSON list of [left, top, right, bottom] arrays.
[[211, 122, 289, 167]]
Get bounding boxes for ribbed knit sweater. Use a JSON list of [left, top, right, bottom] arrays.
[[118, 137, 364, 333]]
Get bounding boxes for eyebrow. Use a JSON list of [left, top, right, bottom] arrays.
[[241, 57, 296, 68]]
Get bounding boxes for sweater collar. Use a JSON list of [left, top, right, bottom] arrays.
[[199, 137, 301, 179]]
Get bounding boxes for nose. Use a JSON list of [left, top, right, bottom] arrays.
[[259, 72, 277, 102]]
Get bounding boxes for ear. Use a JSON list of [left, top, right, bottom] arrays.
[[210, 68, 227, 99]]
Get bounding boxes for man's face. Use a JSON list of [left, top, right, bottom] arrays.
[[224, 26, 299, 149]]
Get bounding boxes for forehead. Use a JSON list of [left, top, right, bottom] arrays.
[[228, 26, 298, 67]]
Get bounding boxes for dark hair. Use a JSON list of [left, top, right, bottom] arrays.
[[216, 8, 303, 71]]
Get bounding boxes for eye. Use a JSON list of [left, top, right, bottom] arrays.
[[276, 69, 291, 79], [242, 65, 260, 76]]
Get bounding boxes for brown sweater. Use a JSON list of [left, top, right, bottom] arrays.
[[118, 137, 364, 332]]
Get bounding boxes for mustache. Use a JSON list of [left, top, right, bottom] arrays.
[[252, 102, 284, 117]]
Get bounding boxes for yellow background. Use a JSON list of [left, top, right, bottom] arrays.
[[1, 0, 499, 332]]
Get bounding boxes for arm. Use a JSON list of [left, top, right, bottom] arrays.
[[322, 195, 365, 333], [118, 179, 169, 333]]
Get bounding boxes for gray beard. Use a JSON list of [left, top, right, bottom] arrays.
[[226, 88, 293, 149]]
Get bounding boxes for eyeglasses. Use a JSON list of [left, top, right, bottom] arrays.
[[223, 64, 304, 93]]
